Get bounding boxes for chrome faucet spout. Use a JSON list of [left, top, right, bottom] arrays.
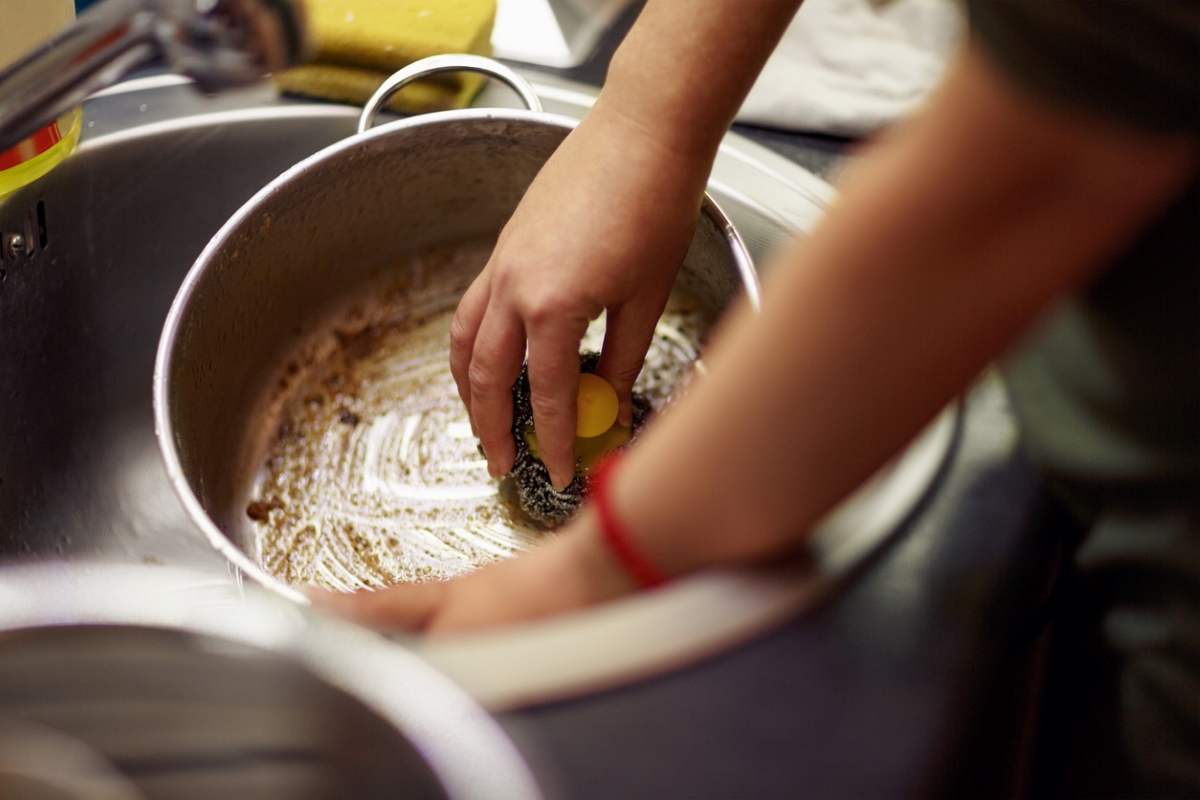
[[0, 0, 308, 154]]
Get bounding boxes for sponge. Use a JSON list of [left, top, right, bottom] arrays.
[[274, 63, 483, 113], [274, 0, 496, 114], [509, 352, 654, 528]]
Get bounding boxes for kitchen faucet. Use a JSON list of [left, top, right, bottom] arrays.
[[0, 0, 309, 154]]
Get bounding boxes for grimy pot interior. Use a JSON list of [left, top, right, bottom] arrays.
[[155, 106, 756, 600]]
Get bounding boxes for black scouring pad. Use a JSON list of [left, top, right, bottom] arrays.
[[509, 351, 652, 527]]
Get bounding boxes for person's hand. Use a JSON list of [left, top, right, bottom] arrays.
[[308, 511, 637, 633], [450, 102, 711, 489]]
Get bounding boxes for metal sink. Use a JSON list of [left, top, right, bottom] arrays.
[[0, 71, 827, 561], [0, 73, 956, 710], [1, 81, 365, 570]]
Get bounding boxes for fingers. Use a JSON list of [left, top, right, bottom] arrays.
[[526, 316, 590, 490], [468, 304, 527, 477], [307, 582, 446, 631], [449, 276, 492, 421], [308, 517, 648, 636], [598, 295, 669, 426]]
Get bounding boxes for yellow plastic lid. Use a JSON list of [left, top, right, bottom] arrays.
[[0, 108, 82, 199]]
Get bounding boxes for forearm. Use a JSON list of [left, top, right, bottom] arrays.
[[595, 0, 803, 163], [457, 0, 804, 485], [609, 45, 1198, 575]]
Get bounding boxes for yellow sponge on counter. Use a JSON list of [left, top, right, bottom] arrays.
[[274, 0, 496, 114], [274, 63, 484, 113], [306, 0, 495, 74]]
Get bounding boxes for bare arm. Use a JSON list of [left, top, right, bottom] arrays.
[[317, 45, 1198, 633], [614, 44, 1197, 574], [451, 0, 804, 489]]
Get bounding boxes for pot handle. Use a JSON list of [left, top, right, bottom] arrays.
[[358, 54, 544, 134]]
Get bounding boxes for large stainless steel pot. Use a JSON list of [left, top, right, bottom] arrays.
[[151, 60, 959, 711], [0, 562, 540, 799], [154, 56, 758, 602]]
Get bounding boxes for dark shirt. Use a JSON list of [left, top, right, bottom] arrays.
[[971, 0, 1199, 500], [968, 1, 1199, 795]]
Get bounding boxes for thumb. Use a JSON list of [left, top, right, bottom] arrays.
[[307, 583, 446, 632]]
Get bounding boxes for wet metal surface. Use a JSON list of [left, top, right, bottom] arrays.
[[0, 87, 358, 570]]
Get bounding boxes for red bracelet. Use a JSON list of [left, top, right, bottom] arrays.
[[589, 454, 668, 589]]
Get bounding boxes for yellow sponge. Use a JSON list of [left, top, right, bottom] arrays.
[[274, 0, 496, 113], [274, 63, 484, 114]]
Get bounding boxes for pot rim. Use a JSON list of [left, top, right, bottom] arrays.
[[153, 106, 759, 604]]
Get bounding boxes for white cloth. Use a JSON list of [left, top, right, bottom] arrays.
[[736, 0, 965, 136]]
